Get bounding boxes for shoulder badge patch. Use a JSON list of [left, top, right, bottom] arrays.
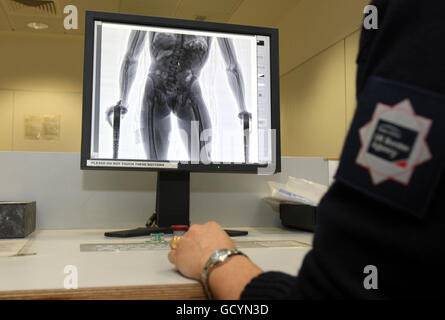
[[356, 99, 432, 185], [335, 76, 445, 218]]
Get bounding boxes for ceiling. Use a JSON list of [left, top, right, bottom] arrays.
[[0, 0, 300, 35]]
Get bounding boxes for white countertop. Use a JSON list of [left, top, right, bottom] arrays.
[[0, 228, 313, 292]]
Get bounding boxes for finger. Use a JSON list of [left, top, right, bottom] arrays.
[[168, 248, 177, 265], [171, 236, 183, 249], [169, 237, 178, 249]]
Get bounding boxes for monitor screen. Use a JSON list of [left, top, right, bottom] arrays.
[[81, 11, 280, 174]]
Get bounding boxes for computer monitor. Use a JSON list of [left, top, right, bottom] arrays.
[[80, 11, 281, 236]]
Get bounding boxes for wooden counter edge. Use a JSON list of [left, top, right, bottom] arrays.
[[0, 283, 206, 300]]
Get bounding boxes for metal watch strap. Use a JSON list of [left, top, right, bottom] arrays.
[[201, 248, 246, 300]]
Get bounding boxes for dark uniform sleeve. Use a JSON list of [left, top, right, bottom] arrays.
[[241, 0, 445, 299]]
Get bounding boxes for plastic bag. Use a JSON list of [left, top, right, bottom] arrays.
[[267, 177, 328, 207]]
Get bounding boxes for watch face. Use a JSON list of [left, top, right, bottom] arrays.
[[214, 249, 229, 261]]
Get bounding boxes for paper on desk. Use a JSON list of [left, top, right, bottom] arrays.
[[266, 177, 328, 207], [0, 239, 29, 257]]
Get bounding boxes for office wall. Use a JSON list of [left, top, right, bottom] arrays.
[[281, 41, 346, 158], [273, 0, 366, 158], [0, 152, 329, 229], [0, 32, 83, 152], [276, 0, 368, 75], [0, 91, 13, 150], [280, 30, 361, 158]]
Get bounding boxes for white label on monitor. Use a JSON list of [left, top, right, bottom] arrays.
[[87, 160, 178, 169]]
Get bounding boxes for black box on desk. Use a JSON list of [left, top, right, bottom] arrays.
[[279, 203, 316, 232], [0, 201, 36, 238]]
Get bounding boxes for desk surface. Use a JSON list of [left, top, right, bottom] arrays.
[[0, 228, 313, 299]]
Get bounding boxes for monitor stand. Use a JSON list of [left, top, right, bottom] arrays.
[[104, 171, 248, 238]]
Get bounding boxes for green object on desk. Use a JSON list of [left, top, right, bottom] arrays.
[[150, 233, 164, 242]]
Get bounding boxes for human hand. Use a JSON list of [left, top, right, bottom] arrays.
[[105, 101, 128, 127], [168, 222, 235, 280], [238, 111, 252, 130], [238, 110, 252, 119]]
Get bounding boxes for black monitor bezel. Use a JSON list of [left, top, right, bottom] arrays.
[[81, 10, 281, 174]]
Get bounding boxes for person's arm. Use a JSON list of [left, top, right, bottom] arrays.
[[168, 222, 262, 299], [216, 38, 250, 119], [217, 38, 252, 161], [106, 30, 147, 126], [208, 255, 263, 300]]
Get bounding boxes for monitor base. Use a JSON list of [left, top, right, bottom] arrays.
[[104, 228, 248, 238], [104, 196, 249, 238], [104, 212, 175, 238], [104, 227, 173, 238]]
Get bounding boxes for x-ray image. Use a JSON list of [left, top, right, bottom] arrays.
[[91, 22, 259, 164]]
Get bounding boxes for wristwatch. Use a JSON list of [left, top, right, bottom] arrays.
[[201, 248, 246, 299]]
